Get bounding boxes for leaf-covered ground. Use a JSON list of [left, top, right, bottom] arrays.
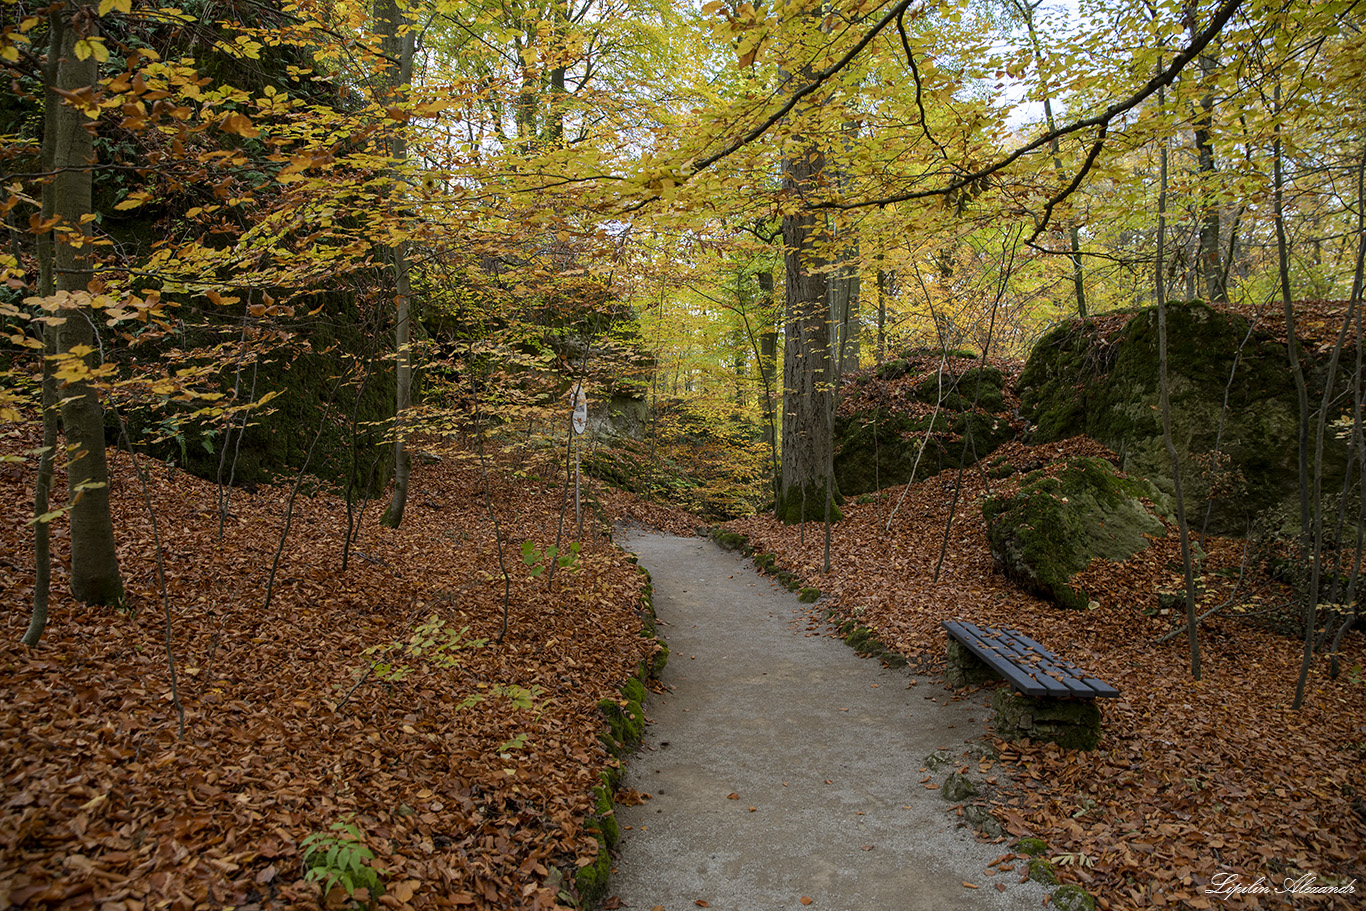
[[0, 427, 662, 910], [724, 436, 1366, 910]]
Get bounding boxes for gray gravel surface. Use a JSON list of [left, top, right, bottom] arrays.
[[607, 529, 1050, 911]]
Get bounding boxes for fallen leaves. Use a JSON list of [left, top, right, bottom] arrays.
[[0, 429, 658, 910]]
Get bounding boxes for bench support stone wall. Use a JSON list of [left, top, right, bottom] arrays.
[[945, 638, 1004, 688], [991, 689, 1102, 751], [947, 638, 1104, 750]]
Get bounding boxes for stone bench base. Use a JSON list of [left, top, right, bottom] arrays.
[[946, 639, 1103, 750], [991, 689, 1102, 751]]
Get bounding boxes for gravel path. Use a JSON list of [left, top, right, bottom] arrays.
[[607, 530, 1049, 911]]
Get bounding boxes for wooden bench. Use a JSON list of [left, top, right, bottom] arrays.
[[942, 620, 1119, 750]]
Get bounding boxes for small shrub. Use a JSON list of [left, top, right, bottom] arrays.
[[301, 819, 383, 904]]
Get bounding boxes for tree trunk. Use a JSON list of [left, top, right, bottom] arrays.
[[49, 11, 122, 605], [378, 0, 416, 530], [1187, 9, 1226, 304], [834, 247, 860, 374], [1014, 0, 1087, 317], [876, 268, 891, 363], [757, 269, 778, 448], [779, 140, 840, 524]]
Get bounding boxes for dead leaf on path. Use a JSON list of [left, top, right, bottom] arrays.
[[800, 898, 813, 906]]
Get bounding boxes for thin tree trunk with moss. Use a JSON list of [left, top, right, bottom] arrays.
[[25, 26, 61, 645], [1275, 84, 1314, 710], [378, 0, 416, 529], [1327, 146, 1366, 677], [49, 11, 122, 605], [1155, 69, 1200, 680]]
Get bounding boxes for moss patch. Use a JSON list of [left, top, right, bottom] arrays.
[[1051, 884, 1098, 911], [837, 619, 909, 668], [575, 570, 667, 906], [1027, 857, 1060, 885], [982, 457, 1166, 610]]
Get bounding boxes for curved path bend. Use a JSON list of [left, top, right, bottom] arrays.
[[609, 530, 1049, 911]]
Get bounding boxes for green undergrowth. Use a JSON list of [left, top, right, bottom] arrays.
[[571, 562, 668, 907]]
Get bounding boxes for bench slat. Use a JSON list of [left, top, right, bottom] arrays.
[[943, 620, 1119, 698], [992, 629, 1114, 698], [945, 621, 1070, 696]]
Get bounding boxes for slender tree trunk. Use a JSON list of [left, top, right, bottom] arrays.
[[758, 269, 778, 448], [48, 11, 122, 605], [26, 29, 61, 644], [1014, 0, 1086, 316], [378, 0, 416, 529], [1187, 9, 1225, 304], [1279, 84, 1314, 710], [876, 268, 890, 364], [1155, 66, 1200, 679]]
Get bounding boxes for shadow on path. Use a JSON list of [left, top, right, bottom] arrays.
[[608, 530, 1049, 911]]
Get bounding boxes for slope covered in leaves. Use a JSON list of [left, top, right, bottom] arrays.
[[0, 426, 659, 910], [725, 436, 1366, 910]]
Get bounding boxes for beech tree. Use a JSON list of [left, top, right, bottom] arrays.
[[41, 5, 123, 606]]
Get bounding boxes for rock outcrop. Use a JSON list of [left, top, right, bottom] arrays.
[[1017, 302, 1356, 535]]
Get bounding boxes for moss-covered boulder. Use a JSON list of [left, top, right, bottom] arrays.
[[1017, 302, 1354, 535], [834, 356, 1018, 496], [982, 457, 1167, 610]]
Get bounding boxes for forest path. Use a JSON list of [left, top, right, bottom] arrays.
[[607, 529, 1048, 911]]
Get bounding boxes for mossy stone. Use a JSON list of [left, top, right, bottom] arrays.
[[833, 405, 1014, 497], [963, 803, 1004, 838], [122, 290, 397, 495], [1016, 837, 1048, 856], [982, 457, 1166, 610], [1028, 857, 1059, 885], [924, 750, 957, 773], [1051, 885, 1098, 911], [709, 528, 753, 554], [942, 771, 977, 802], [573, 830, 612, 903], [945, 637, 1004, 688], [798, 587, 821, 603], [1018, 302, 1355, 535]]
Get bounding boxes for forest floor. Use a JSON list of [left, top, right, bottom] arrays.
[[3, 420, 1364, 911], [723, 435, 1366, 910], [0, 426, 685, 911]]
